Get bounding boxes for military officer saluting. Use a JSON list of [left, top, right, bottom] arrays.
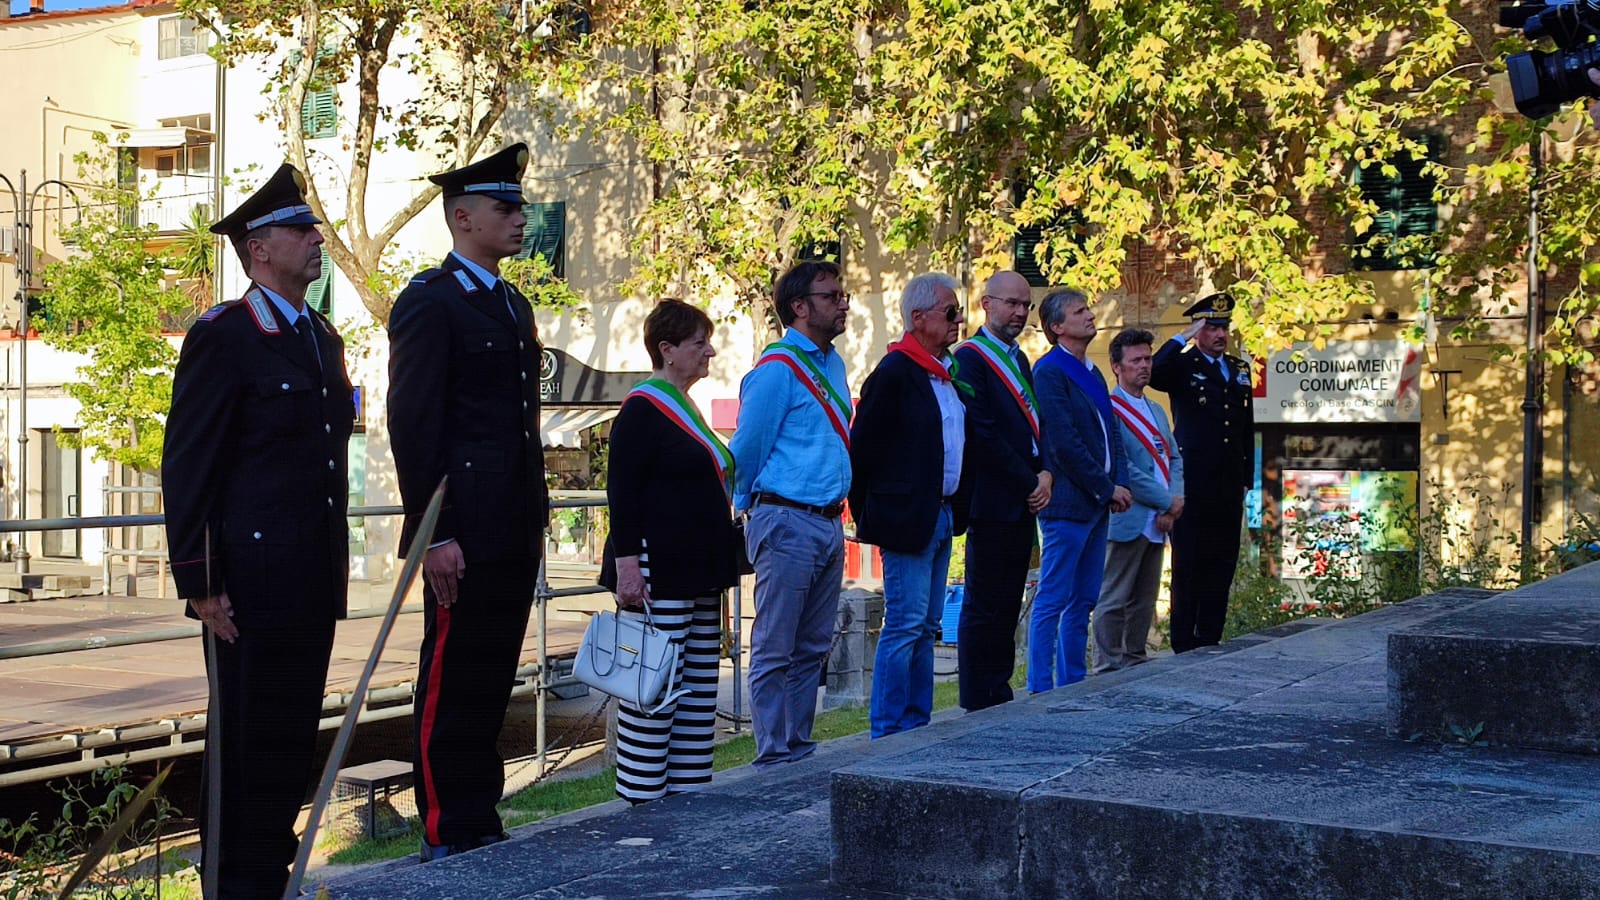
[[1148, 291, 1254, 653], [387, 143, 549, 861], [162, 163, 355, 897]]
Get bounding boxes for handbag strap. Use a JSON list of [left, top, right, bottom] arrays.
[[633, 599, 690, 715]]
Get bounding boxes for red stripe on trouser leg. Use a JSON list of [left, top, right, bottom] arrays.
[[418, 601, 452, 845]]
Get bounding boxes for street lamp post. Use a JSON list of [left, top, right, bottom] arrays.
[[0, 171, 82, 573], [1521, 132, 1545, 566]]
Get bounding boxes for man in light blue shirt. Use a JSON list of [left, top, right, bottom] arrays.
[[731, 260, 852, 767]]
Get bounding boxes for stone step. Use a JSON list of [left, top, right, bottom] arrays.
[[1388, 563, 1600, 754], [831, 588, 1600, 898]]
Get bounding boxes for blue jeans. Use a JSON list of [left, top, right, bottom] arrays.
[[1028, 513, 1109, 692], [746, 505, 845, 767], [871, 504, 954, 739]]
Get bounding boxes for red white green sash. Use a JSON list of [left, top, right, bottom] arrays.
[[1110, 393, 1170, 481], [755, 342, 852, 449], [629, 378, 734, 498], [957, 331, 1039, 441]]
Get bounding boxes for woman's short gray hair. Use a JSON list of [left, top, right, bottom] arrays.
[[900, 272, 961, 328], [1038, 288, 1089, 335]]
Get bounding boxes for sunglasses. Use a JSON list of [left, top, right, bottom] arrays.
[[927, 304, 960, 322]]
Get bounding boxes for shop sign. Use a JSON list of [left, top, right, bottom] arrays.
[[1253, 340, 1423, 424]]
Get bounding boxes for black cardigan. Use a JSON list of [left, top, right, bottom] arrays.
[[599, 393, 739, 598]]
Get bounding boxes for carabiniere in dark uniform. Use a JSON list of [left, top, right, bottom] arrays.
[[162, 162, 355, 897], [387, 142, 549, 860], [1149, 291, 1254, 653]]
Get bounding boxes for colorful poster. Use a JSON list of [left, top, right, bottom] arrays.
[[1280, 469, 1418, 579]]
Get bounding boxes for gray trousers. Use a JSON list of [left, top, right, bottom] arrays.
[[745, 505, 844, 767], [1091, 537, 1166, 673]]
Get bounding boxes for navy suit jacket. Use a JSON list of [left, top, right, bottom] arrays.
[[1033, 347, 1126, 522], [953, 332, 1042, 524], [849, 351, 969, 553]]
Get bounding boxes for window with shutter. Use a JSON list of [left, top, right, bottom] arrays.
[[306, 248, 334, 317], [517, 201, 566, 278], [1352, 136, 1439, 271], [1011, 181, 1086, 288], [301, 89, 338, 139], [290, 47, 341, 140]]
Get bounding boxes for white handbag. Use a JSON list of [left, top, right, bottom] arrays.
[[572, 604, 686, 715]]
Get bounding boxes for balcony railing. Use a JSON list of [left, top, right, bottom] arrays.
[[136, 193, 212, 233]]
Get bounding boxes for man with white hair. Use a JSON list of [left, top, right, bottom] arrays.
[[849, 273, 969, 738]]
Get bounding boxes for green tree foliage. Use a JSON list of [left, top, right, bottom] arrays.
[[180, 0, 591, 323], [559, 0, 1481, 351], [38, 152, 189, 473]]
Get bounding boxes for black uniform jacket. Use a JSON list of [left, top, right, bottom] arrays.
[[1149, 340, 1254, 500], [162, 286, 355, 624], [849, 351, 970, 554], [387, 255, 549, 564]]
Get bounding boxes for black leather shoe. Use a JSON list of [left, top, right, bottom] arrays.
[[419, 832, 509, 862], [419, 839, 451, 862]]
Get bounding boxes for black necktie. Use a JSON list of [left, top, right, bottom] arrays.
[[295, 317, 320, 371]]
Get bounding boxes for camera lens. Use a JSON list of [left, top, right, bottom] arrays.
[[1506, 42, 1600, 119]]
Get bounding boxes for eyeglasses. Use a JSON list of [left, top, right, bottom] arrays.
[[801, 291, 852, 305], [982, 294, 1034, 312]]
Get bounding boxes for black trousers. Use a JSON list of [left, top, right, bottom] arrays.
[[413, 557, 536, 848], [1168, 491, 1244, 653], [201, 613, 336, 900], [957, 518, 1036, 711]]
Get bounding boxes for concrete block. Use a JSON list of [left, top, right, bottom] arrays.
[[1389, 563, 1600, 754], [832, 772, 1023, 899], [826, 588, 883, 710]]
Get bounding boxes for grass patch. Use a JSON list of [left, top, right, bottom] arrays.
[[324, 679, 965, 866]]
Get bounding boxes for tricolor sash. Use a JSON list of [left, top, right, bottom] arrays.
[[629, 379, 734, 498], [755, 342, 852, 449], [957, 332, 1039, 441], [1110, 393, 1170, 481]]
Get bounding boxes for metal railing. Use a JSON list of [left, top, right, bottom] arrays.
[[0, 493, 747, 786]]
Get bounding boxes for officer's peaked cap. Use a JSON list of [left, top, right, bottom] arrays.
[[429, 143, 530, 205], [1181, 292, 1236, 323], [211, 163, 321, 238]]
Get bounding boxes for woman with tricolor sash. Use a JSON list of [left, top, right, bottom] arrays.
[[599, 300, 739, 803]]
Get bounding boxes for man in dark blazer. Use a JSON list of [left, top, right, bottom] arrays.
[[952, 271, 1052, 711], [163, 163, 355, 897], [850, 272, 969, 738], [387, 143, 549, 860], [1149, 292, 1255, 652], [1029, 289, 1131, 691]]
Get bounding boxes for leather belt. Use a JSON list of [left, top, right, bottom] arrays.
[[753, 492, 844, 518]]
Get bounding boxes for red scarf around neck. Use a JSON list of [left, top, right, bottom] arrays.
[[888, 333, 953, 381]]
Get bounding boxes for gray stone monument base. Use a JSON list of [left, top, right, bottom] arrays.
[[1388, 563, 1600, 754], [832, 585, 1600, 899]]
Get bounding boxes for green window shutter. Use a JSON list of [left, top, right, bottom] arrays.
[[1011, 186, 1086, 288], [302, 88, 338, 139], [1354, 136, 1439, 271], [518, 201, 566, 278], [290, 46, 340, 140], [306, 248, 333, 317], [1013, 221, 1048, 288]]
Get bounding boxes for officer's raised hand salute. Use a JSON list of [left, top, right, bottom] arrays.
[[387, 143, 549, 863], [162, 163, 355, 897]]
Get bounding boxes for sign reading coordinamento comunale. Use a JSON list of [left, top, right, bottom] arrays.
[[1252, 340, 1423, 424]]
